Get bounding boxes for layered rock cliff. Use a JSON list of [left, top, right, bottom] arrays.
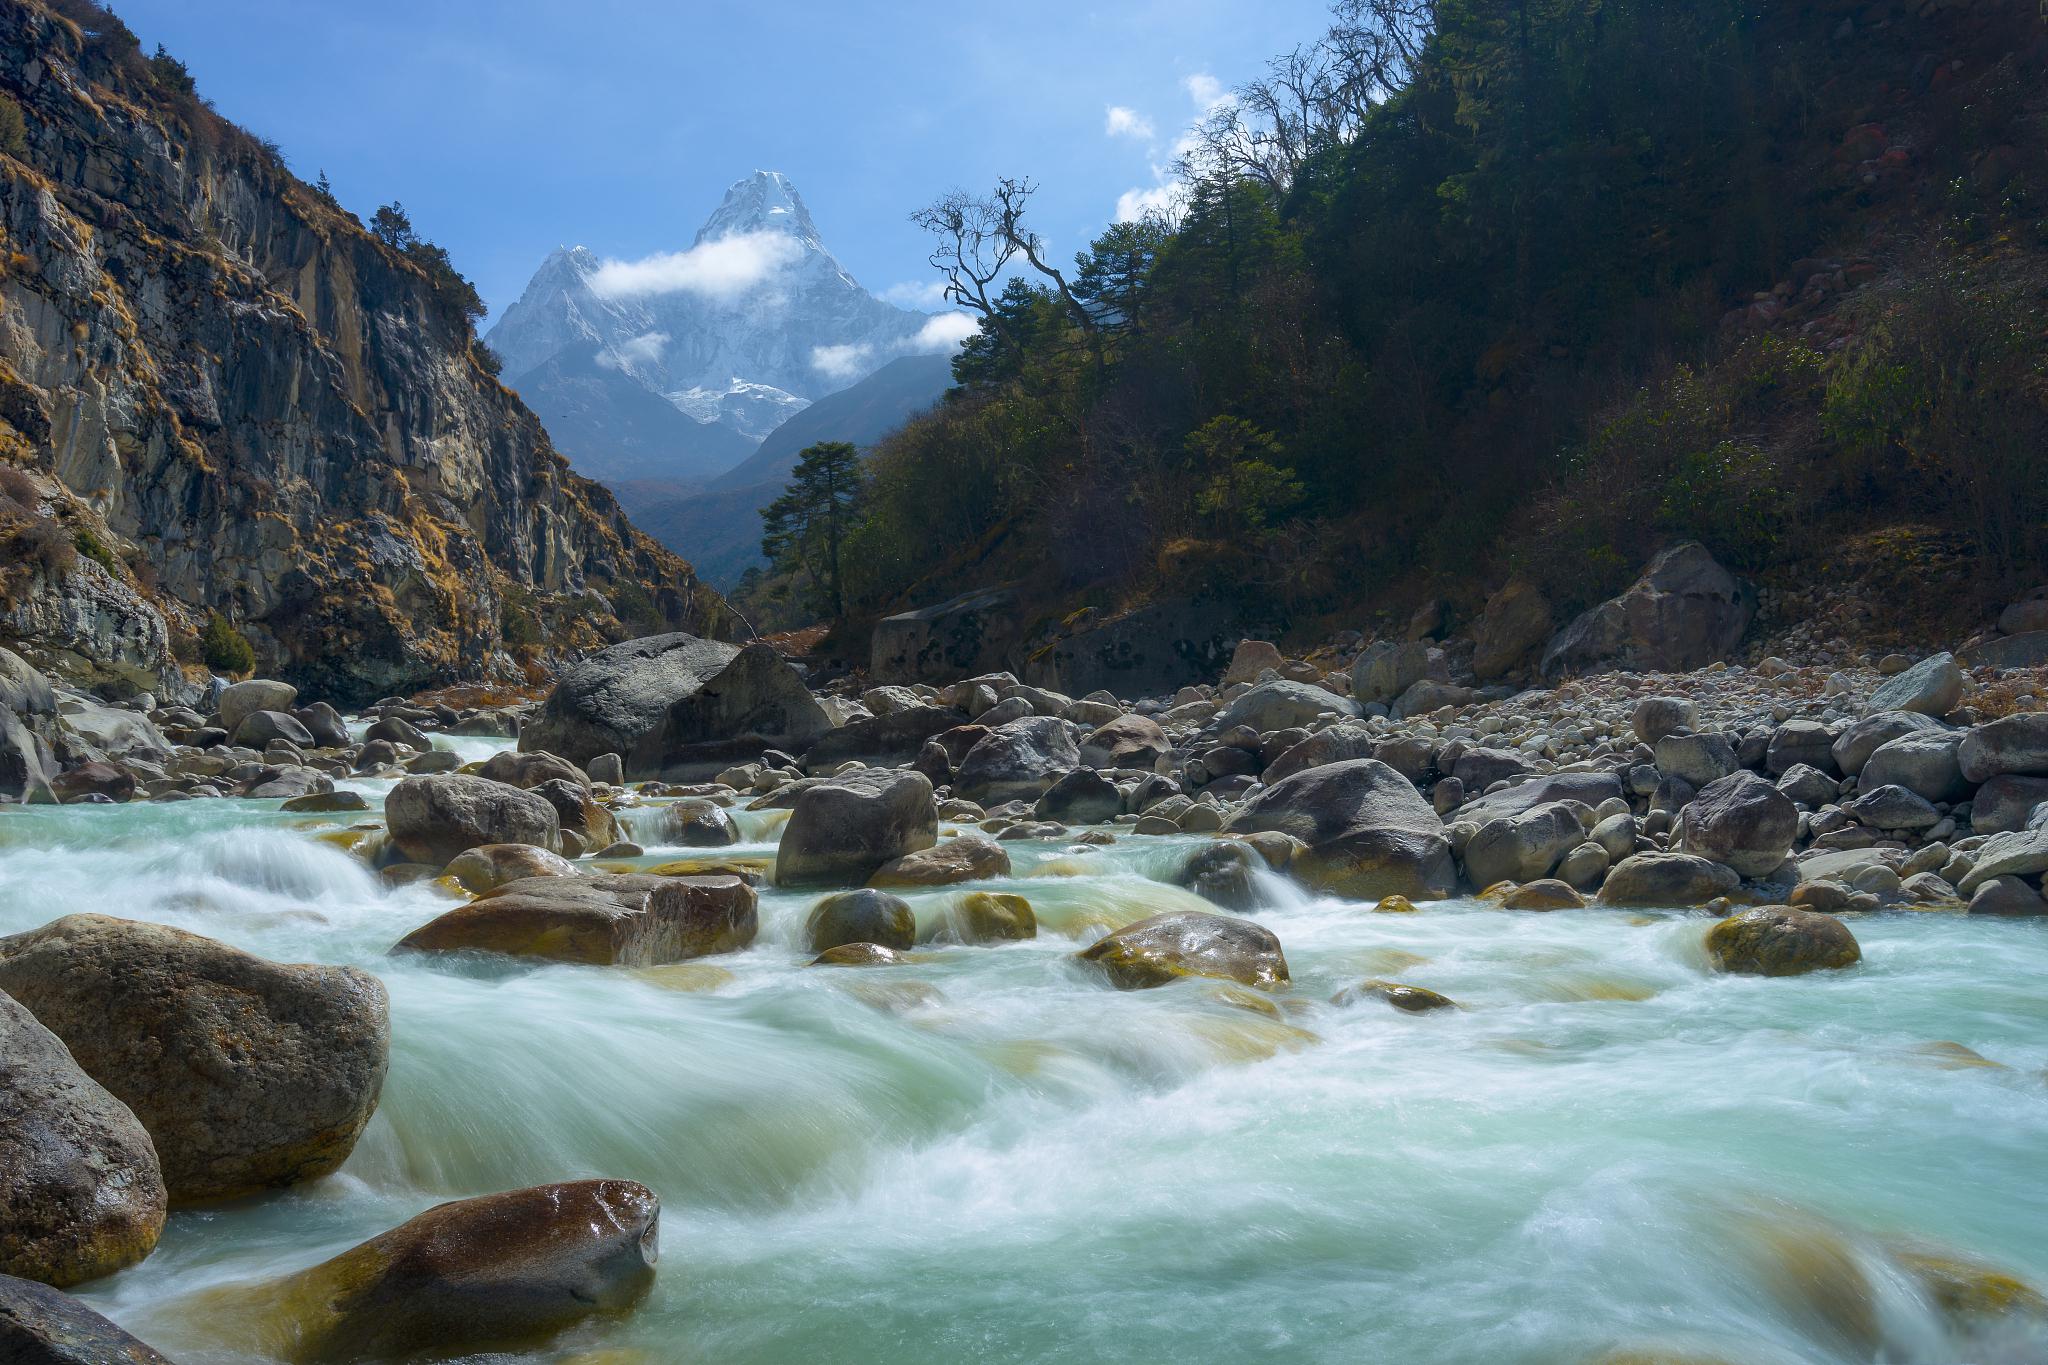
[[0, 0, 736, 703]]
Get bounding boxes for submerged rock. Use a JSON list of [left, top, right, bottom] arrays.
[[397, 875, 756, 965], [1704, 906, 1861, 976], [1076, 910, 1289, 990], [0, 915, 388, 1204], [190, 1181, 658, 1362], [936, 891, 1037, 943], [1331, 978, 1457, 1012], [0, 992, 165, 1287]]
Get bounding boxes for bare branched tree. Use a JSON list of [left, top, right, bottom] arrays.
[[910, 188, 1020, 345]]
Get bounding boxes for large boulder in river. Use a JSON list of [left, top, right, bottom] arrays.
[[1705, 906, 1860, 976], [0, 992, 165, 1287], [1541, 542, 1753, 676], [0, 1274, 177, 1363], [805, 889, 916, 952], [1225, 758, 1456, 900], [386, 775, 560, 866], [776, 771, 937, 886], [870, 835, 1012, 887], [190, 1181, 659, 1362], [1598, 852, 1740, 907], [396, 875, 756, 966], [1677, 771, 1797, 878], [0, 915, 388, 1204], [953, 716, 1080, 805], [521, 634, 829, 780], [1958, 712, 2048, 784], [477, 750, 588, 790], [1076, 910, 1289, 990]]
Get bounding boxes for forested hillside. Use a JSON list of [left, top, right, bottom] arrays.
[[810, 0, 2047, 648]]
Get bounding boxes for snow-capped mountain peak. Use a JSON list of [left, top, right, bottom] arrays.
[[694, 170, 824, 251]]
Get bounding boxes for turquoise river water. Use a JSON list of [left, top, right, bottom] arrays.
[[2, 734, 2045, 1363]]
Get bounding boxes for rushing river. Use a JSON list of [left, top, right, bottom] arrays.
[[3, 735, 2046, 1364]]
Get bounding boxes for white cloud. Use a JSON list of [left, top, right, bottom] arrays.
[[1105, 105, 1154, 140], [880, 278, 951, 308], [1184, 72, 1231, 111], [588, 230, 801, 300], [1115, 182, 1184, 224], [600, 330, 668, 371], [809, 312, 979, 384]]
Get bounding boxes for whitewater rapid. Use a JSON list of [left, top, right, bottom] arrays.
[[2, 737, 2045, 1363]]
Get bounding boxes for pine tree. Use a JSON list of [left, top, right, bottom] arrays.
[[760, 442, 863, 620]]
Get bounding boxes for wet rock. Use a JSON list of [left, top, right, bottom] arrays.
[[656, 799, 737, 847], [1598, 853, 1741, 907], [805, 889, 916, 953], [1331, 978, 1456, 1012], [776, 771, 937, 887], [802, 706, 974, 772], [0, 915, 388, 1204], [386, 775, 560, 866], [1076, 910, 1289, 990], [1864, 652, 1962, 717], [936, 891, 1036, 943], [279, 790, 370, 813], [1499, 879, 1587, 910], [1704, 906, 1860, 976], [443, 844, 580, 895], [0, 992, 165, 1287], [1179, 841, 1264, 912], [0, 1273, 176, 1363], [1226, 758, 1455, 900], [952, 717, 1081, 805], [810, 943, 909, 967], [50, 762, 133, 804], [397, 875, 755, 965], [1958, 712, 2048, 784], [1677, 771, 1797, 877], [869, 835, 1011, 887], [193, 1181, 658, 1363], [364, 715, 431, 750]]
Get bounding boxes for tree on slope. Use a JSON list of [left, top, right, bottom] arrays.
[[761, 442, 864, 621]]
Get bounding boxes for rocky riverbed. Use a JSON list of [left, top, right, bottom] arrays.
[[3, 623, 2048, 1361]]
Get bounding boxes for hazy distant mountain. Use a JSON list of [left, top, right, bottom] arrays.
[[507, 342, 753, 486], [634, 352, 955, 588], [485, 172, 940, 466]]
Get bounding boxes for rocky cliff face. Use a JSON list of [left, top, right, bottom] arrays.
[[0, 1, 736, 703]]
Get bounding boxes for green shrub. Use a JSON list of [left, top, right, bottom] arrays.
[[71, 526, 120, 574], [0, 93, 27, 159], [200, 612, 255, 675], [499, 593, 540, 648]]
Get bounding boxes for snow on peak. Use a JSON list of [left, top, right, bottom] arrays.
[[694, 170, 822, 249]]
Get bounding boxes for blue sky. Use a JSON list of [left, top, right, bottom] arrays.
[[113, 0, 1334, 322]]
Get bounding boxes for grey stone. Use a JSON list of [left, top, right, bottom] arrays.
[[1865, 652, 1963, 717], [1677, 771, 1797, 877], [386, 775, 560, 866]]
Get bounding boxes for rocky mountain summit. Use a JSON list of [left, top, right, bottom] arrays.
[[0, 2, 732, 704], [485, 172, 940, 464]]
